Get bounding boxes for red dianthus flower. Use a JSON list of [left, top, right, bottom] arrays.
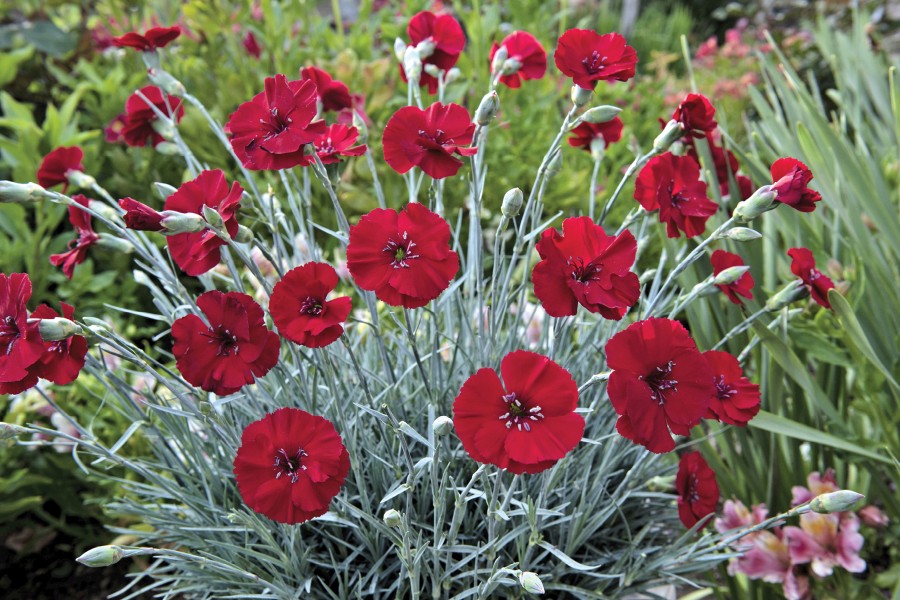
[[122, 85, 184, 148], [532, 216, 639, 319], [50, 195, 99, 279], [634, 153, 718, 238], [112, 25, 181, 51], [0, 274, 45, 391], [676, 451, 719, 529], [672, 93, 717, 138], [489, 31, 547, 89], [567, 117, 624, 152], [346, 203, 459, 309], [703, 350, 761, 426], [554, 29, 637, 90], [270, 263, 352, 349], [227, 74, 327, 171], [453, 351, 585, 474], [119, 197, 165, 232], [37, 147, 84, 192], [787, 247, 835, 309], [710, 250, 754, 304], [606, 318, 714, 453], [233, 408, 350, 524], [299, 66, 352, 113], [312, 124, 367, 165], [400, 11, 466, 94], [164, 170, 243, 276], [770, 158, 822, 213], [172, 291, 279, 395], [382, 102, 476, 179]]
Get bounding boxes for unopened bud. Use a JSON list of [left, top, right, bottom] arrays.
[[0, 422, 29, 440], [501, 58, 522, 76], [235, 225, 254, 243], [590, 137, 606, 162], [501, 188, 524, 218], [393, 38, 407, 62], [352, 111, 368, 145], [403, 47, 422, 82], [444, 68, 461, 85], [571, 85, 593, 107], [809, 490, 864, 514], [383, 509, 402, 528], [147, 68, 186, 96], [154, 182, 178, 199], [765, 280, 807, 311], [518, 571, 545, 594], [159, 211, 206, 234], [37, 317, 83, 341], [88, 200, 119, 221], [653, 119, 683, 152], [474, 91, 500, 126], [714, 265, 751, 286], [0, 181, 47, 203], [140, 50, 161, 70], [97, 233, 135, 254], [646, 474, 677, 492], [733, 185, 777, 222], [77, 545, 124, 567], [725, 227, 762, 242], [490, 45, 509, 74], [579, 105, 622, 124], [201, 205, 226, 231], [414, 38, 435, 59], [82, 316, 111, 331], [432, 416, 453, 436], [543, 149, 563, 178], [154, 141, 181, 156], [424, 63, 441, 78], [66, 170, 96, 190], [150, 118, 176, 142]]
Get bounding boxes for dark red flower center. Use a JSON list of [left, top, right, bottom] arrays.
[[205, 326, 240, 357], [687, 474, 700, 503], [300, 297, 324, 316], [641, 360, 678, 405], [670, 191, 688, 207], [417, 128, 447, 150], [0, 315, 21, 352], [273, 447, 308, 484], [714, 375, 736, 401], [384, 233, 420, 268], [498, 392, 544, 432], [582, 51, 607, 75], [567, 256, 600, 284], [262, 107, 294, 139]]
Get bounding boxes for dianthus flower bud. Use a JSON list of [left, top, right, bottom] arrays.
[[423, 63, 441, 78], [414, 38, 436, 59], [383, 509, 402, 528], [82, 316, 111, 332], [809, 490, 864, 514], [474, 91, 500, 126], [0, 181, 47, 203], [518, 571, 545, 594], [543, 149, 563, 178], [201, 204, 227, 232], [147, 68, 186, 96], [36, 317, 83, 341], [154, 181, 178, 199], [393, 38, 407, 62], [725, 227, 763, 242], [490, 45, 509, 75], [0, 422, 29, 440], [501, 188, 524, 218], [150, 118, 176, 142], [578, 105, 622, 125], [235, 224, 254, 243], [713, 265, 751, 286], [66, 170, 96, 190], [159, 211, 206, 234], [96, 233, 135, 254], [402, 47, 422, 83], [571, 85, 593, 107], [88, 199, 119, 221], [444, 68, 462, 85], [653, 119, 683, 153], [352, 111, 369, 145], [733, 185, 777, 222], [432, 416, 453, 436], [501, 58, 523, 76], [77, 545, 124, 567], [154, 141, 181, 156], [765, 280, 807, 312], [590, 137, 606, 162]]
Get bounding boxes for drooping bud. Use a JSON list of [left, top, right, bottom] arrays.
[[490, 45, 509, 75], [725, 227, 763, 242], [66, 170, 96, 190], [474, 91, 500, 126], [393, 38, 407, 62], [147, 68, 186, 96], [571, 85, 593, 107], [0, 422, 29, 440], [402, 47, 422, 83], [578, 105, 622, 125], [383, 509, 402, 528], [76, 545, 124, 567], [0, 181, 47, 203], [235, 225, 254, 243], [37, 317, 84, 341], [159, 211, 207, 234], [733, 185, 777, 222], [96, 233, 135, 254], [765, 280, 807, 312], [432, 416, 453, 436], [518, 571, 545, 594], [713, 265, 751, 286], [809, 490, 864, 514], [653, 119, 684, 153], [501, 188, 524, 218]]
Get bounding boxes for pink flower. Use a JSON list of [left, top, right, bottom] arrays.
[[791, 469, 839, 506], [784, 512, 866, 577], [715, 498, 767, 535]]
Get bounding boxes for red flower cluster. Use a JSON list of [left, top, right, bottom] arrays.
[[554, 29, 637, 90], [172, 291, 279, 396], [453, 351, 585, 474], [672, 93, 717, 138], [300, 66, 352, 113], [164, 170, 244, 276], [606, 318, 714, 453], [50, 195, 99, 279], [567, 117, 624, 153], [634, 153, 718, 238], [400, 11, 466, 94], [703, 350, 761, 426], [122, 86, 185, 148], [532, 216, 639, 319], [711, 250, 754, 304], [770, 158, 822, 213], [233, 407, 350, 524], [112, 25, 181, 52], [37, 147, 84, 192], [227, 74, 326, 170], [0, 274, 49, 394], [788, 247, 835, 309], [489, 31, 547, 89], [270, 263, 352, 348], [312, 123, 367, 164], [676, 451, 719, 529], [347, 203, 459, 308], [383, 102, 476, 179]]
